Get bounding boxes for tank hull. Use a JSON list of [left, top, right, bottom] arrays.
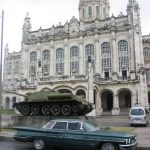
[[13, 90, 93, 116], [13, 101, 92, 116]]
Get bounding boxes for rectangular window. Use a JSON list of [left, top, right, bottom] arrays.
[[68, 122, 81, 130], [146, 69, 150, 81], [53, 122, 67, 130], [122, 70, 127, 78], [105, 72, 109, 78], [88, 6, 92, 17]]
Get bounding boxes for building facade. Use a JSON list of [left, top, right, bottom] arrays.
[[2, 0, 150, 115]]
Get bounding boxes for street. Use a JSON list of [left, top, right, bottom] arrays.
[[0, 141, 33, 150], [1, 115, 150, 150]]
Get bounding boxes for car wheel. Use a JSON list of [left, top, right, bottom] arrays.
[[42, 105, 51, 115], [33, 139, 46, 150], [101, 142, 118, 150], [31, 105, 40, 115], [51, 105, 60, 116], [61, 105, 71, 116], [21, 104, 30, 116]]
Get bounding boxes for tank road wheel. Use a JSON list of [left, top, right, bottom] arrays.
[[51, 105, 60, 116], [101, 142, 118, 150], [42, 105, 51, 115], [21, 104, 30, 116], [61, 105, 71, 116], [31, 105, 40, 115], [72, 105, 79, 115], [33, 139, 46, 150]]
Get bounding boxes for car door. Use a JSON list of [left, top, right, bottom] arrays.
[[64, 121, 88, 150], [46, 121, 67, 148]]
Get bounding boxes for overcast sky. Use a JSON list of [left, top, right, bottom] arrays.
[[0, 0, 150, 52]]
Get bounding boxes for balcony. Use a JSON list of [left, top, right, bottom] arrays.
[[94, 75, 138, 84], [38, 75, 88, 84]]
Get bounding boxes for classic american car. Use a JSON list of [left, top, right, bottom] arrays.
[[14, 119, 137, 150]]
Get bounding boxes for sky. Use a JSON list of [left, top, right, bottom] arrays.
[[0, 0, 150, 53]]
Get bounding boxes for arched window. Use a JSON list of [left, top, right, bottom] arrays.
[[56, 48, 64, 76], [30, 52, 37, 62], [88, 6, 92, 17], [101, 42, 111, 78], [42, 50, 50, 76], [29, 52, 37, 81], [143, 47, 150, 59], [70, 46, 79, 75], [85, 44, 95, 73], [42, 50, 50, 61], [118, 40, 129, 76]]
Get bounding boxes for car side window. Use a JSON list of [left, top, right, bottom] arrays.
[[68, 122, 81, 130], [53, 122, 67, 130]]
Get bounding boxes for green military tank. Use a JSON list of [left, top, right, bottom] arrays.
[[13, 90, 93, 116]]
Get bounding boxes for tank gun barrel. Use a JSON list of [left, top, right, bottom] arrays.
[[2, 90, 27, 97]]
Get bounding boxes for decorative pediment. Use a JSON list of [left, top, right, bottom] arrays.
[[69, 16, 79, 34]]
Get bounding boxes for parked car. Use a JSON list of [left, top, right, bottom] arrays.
[[129, 106, 149, 127], [14, 119, 137, 150]]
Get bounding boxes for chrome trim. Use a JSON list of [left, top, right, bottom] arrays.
[[119, 142, 138, 147]]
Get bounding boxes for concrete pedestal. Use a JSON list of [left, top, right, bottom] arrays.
[[112, 108, 120, 115]]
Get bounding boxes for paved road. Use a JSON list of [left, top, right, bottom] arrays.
[[1, 115, 150, 150], [0, 141, 33, 150]]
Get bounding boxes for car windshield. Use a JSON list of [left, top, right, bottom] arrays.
[[131, 108, 144, 115], [83, 121, 101, 132]]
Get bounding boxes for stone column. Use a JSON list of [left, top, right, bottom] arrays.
[[128, 31, 136, 80], [96, 91, 103, 116], [111, 32, 118, 80], [50, 43, 54, 77], [79, 37, 84, 75], [95, 35, 100, 74], [87, 61, 95, 116], [112, 94, 120, 115], [131, 93, 136, 107], [64, 39, 69, 76], [10, 98, 13, 109]]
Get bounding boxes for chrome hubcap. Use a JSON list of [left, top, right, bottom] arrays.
[[101, 143, 115, 150], [34, 139, 44, 150]]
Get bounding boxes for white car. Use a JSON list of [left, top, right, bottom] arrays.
[[129, 106, 149, 127]]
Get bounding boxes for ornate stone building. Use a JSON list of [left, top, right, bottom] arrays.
[[2, 0, 150, 115]]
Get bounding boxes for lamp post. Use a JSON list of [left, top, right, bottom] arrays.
[[0, 10, 4, 131]]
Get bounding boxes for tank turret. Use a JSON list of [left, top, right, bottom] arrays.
[[13, 90, 93, 116]]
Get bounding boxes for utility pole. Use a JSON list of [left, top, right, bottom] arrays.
[[0, 10, 4, 132]]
